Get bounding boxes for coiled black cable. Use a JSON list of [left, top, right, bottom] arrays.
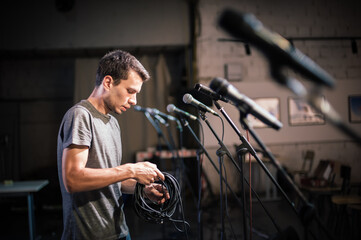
[[133, 172, 189, 237]]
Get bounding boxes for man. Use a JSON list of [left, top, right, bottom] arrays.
[[57, 50, 169, 240]]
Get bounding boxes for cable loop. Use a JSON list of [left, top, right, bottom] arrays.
[[133, 172, 183, 225]]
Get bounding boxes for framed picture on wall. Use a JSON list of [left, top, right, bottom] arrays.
[[288, 97, 325, 126], [247, 97, 280, 128], [349, 95, 361, 123]]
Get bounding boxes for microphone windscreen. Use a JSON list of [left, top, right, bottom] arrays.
[[134, 105, 142, 111], [218, 9, 249, 40], [183, 94, 193, 104], [210, 77, 228, 96], [167, 104, 175, 113]]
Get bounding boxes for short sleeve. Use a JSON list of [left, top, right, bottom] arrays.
[[60, 106, 92, 149]]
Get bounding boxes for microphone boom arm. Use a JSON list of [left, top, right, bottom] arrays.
[[213, 101, 283, 234]]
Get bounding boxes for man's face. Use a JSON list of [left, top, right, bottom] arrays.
[[105, 69, 143, 115]]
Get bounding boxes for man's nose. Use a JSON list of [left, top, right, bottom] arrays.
[[128, 95, 137, 105]]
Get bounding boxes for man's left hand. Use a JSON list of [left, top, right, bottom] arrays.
[[143, 183, 170, 204]]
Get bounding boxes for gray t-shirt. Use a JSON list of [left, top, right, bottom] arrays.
[[57, 100, 129, 240]]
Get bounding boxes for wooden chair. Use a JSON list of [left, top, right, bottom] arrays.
[[293, 150, 315, 178], [298, 159, 339, 222]]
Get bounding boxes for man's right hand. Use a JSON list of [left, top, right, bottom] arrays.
[[131, 161, 164, 185]]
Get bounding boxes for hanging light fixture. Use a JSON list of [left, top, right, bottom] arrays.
[[244, 43, 251, 55], [351, 39, 358, 54]]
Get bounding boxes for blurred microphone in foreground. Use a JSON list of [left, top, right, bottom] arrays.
[[218, 8, 335, 89]]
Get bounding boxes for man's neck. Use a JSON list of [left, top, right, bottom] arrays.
[[87, 88, 109, 115]]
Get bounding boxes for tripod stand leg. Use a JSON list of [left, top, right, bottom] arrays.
[[236, 145, 249, 240]]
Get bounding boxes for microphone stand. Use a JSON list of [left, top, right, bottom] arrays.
[[147, 114, 175, 240], [180, 117, 203, 240], [175, 119, 198, 218], [163, 119, 179, 164], [179, 116, 246, 240], [237, 107, 335, 240], [197, 106, 284, 240], [144, 112, 174, 177], [213, 101, 283, 238], [176, 119, 185, 193], [198, 110, 251, 240], [195, 147, 204, 240], [165, 119, 192, 239]]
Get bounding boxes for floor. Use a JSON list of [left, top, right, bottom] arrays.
[[0, 186, 359, 240]]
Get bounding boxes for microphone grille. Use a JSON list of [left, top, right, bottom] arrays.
[[166, 104, 175, 113], [210, 77, 228, 95], [183, 93, 193, 104], [218, 9, 250, 41], [134, 105, 141, 111]]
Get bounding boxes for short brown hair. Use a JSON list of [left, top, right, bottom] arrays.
[[96, 50, 150, 86]]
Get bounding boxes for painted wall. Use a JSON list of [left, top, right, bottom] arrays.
[[195, 0, 361, 190]]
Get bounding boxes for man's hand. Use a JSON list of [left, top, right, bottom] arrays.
[[131, 161, 165, 185], [143, 183, 170, 204]]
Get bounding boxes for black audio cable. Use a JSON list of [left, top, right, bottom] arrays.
[[133, 172, 189, 237]]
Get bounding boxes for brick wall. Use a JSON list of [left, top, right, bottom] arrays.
[[197, 0, 361, 81], [196, 0, 361, 188]]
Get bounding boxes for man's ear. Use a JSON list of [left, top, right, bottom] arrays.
[[102, 76, 113, 90]]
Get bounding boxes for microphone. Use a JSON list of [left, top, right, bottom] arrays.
[[153, 114, 167, 125], [134, 106, 169, 123], [183, 93, 219, 116], [151, 108, 183, 130], [195, 83, 229, 103], [151, 108, 178, 122], [210, 78, 283, 130], [218, 9, 335, 88], [167, 104, 198, 121], [134, 105, 152, 113]]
